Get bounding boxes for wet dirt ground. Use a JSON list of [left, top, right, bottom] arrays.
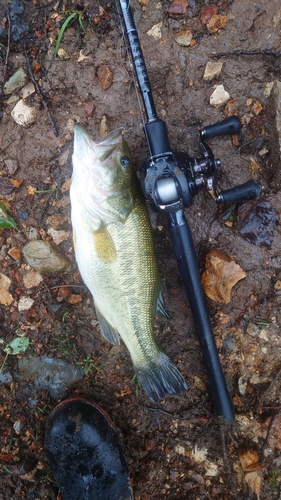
[[0, 0, 281, 498]]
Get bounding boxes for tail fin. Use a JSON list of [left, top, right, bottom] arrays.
[[134, 352, 187, 402]]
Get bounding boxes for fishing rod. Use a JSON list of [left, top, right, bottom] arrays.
[[118, 0, 261, 423]]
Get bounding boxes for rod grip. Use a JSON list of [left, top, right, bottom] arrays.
[[168, 210, 234, 422]]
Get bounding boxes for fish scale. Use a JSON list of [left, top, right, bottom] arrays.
[[71, 123, 187, 402]]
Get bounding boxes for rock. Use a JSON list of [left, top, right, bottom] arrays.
[[25, 227, 40, 240], [0, 370, 13, 386], [100, 114, 110, 138], [206, 15, 228, 34], [175, 30, 193, 47], [0, 273, 14, 306], [47, 227, 70, 245], [168, 0, 189, 15], [4, 158, 18, 175], [18, 296, 35, 311], [3, 67, 28, 95], [57, 47, 70, 60], [22, 240, 72, 275], [97, 65, 113, 91], [21, 82, 36, 99], [210, 85, 230, 108], [17, 356, 84, 399], [11, 99, 37, 127], [8, 247, 21, 260], [264, 81, 274, 98], [77, 50, 88, 63], [6, 95, 19, 105], [47, 214, 69, 230], [199, 5, 218, 25], [23, 270, 43, 289], [58, 149, 71, 167], [147, 22, 163, 41], [202, 249, 247, 304], [203, 61, 223, 82]]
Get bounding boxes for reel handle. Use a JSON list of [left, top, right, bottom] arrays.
[[216, 180, 262, 204], [200, 116, 241, 139]]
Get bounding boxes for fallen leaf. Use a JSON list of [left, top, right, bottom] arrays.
[[238, 449, 260, 471], [4, 336, 30, 355], [202, 249, 247, 304], [0, 202, 17, 229], [67, 294, 83, 304], [9, 178, 23, 188], [238, 199, 279, 247], [251, 100, 263, 115]]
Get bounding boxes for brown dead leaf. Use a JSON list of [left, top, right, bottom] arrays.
[[27, 185, 37, 195], [67, 294, 83, 304], [9, 178, 23, 188], [224, 99, 238, 117], [61, 178, 71, 193], [251, 100, 263, 116], [202, 249, 247, 304], [238, 449, 260, 472]]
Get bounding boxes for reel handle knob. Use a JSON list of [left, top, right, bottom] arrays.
[[216, 180, 262, 204], [200, 116, 241, 139]]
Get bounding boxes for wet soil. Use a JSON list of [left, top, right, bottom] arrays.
[[0, 0, 281, 499]]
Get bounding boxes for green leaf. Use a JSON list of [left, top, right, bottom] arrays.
[[0, 202, 17, 229], [4, 337, 30, 355], [54, 11, 78, 58]]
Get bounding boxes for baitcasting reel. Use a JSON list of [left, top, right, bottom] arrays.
[[141, 115, 261, 213]]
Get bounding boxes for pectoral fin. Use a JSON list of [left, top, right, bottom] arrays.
[[95, 306, 120, 345], [93, 228, 117, 263]]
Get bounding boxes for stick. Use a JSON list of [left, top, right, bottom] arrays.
[[24, 47, 58, 136]]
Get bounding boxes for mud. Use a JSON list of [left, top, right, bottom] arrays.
[[0, 0, 281, 499]]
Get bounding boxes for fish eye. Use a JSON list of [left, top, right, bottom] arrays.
[[120, 156, 130, 167]]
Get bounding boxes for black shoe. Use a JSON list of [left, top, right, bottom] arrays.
[[44, 397, 134, 500]]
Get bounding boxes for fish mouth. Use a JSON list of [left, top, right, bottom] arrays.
[[73, 124, 124, 162]]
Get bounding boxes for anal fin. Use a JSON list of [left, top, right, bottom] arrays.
[[95, 306, 120, 345], [156, 286, 170, 319]]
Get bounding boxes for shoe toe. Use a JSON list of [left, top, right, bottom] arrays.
[[44, 398, 134, 500]]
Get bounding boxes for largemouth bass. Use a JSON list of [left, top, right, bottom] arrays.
[[70, 124, 187, 402]]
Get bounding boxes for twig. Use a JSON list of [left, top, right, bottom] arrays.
[[24, 47, 58, 136], [0, 9, 11, 97], [261, 409, 281, 456], [213, 49, 281, 59], [258, 365, 281, 411]]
